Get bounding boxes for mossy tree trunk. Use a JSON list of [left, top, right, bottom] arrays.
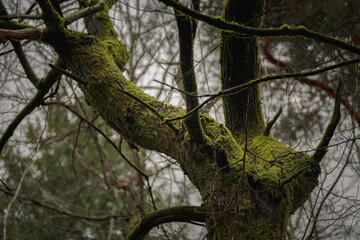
[[4, 0, 334, 239]]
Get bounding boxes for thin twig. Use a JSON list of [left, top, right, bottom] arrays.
[[49, 64, 87, 85]]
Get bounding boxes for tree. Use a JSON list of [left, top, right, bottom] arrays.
[[0, 0, 359, 239]]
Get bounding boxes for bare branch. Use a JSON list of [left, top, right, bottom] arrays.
[[49, 63, 87, 85], [261, 40, 360, 126], [0, 188, 121, 221], [0, 60, 63, 155], [65, 0, 107, 25], [263, 105, 283, 137], [312, 80, 344, 162], [158, 0, 360, 54]]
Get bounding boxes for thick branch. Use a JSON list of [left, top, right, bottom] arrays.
[[0, 28, 43, 41], [0, 14, 41, 20], [158, 0, 360, 54], [124, 206, 206, 240], [35, 0, 64, 27]]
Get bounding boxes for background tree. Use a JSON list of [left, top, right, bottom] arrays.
[[0, 0, 359, 239]]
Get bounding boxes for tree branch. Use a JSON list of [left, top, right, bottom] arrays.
[[312, 80, 344, 162], [164, 58, 360, 123], [174, 4, 206, 143], [261, 40, 360, 126], [158, 0, 360, 54], [0, 188, 120, 221], [0, 27, 43, 41], [49, 63, 87, 85], [0, 1, 41, 87], [263, 105, 282, 136], [0, 60, 63, 155], [65, 0, 107, 25], [124, 206, 206, 240]]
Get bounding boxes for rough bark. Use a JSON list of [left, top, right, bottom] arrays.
[[220, 0, 266, 140]]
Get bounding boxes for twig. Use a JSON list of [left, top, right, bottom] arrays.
[[49, 64, 87, 85], [162, 58, 360, 123], [0, 60, 63, 155], [43, 101, 158, 210], [0, 188, 121, 221], [65, 0, 107, 25], [261, 40, 360, 126]]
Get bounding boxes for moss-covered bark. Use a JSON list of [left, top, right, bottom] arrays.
[[220, 0, 266, 140]]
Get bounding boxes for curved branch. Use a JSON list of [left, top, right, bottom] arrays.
[[124, 206, 206, 240], [312, 80, 343, 162], [263, 105, 282, 136], [158, 0, 360, 54]]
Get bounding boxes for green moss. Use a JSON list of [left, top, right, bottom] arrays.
[[0, 20, 34, 30], [102, 38, 129, 70], [297, 25, 308, 30], [280, 24, 290, 30]]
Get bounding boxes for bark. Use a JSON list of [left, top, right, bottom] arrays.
[[220, 0, 266, 140]]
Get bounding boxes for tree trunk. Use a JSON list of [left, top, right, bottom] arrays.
[[220, 0, 266, 140]]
